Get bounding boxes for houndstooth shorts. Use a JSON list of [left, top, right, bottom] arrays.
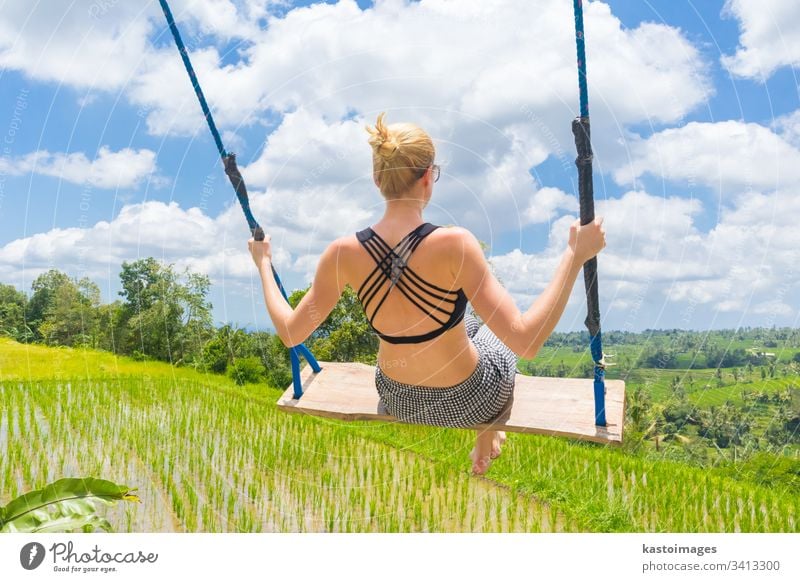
[[375, 313, 517, 428]]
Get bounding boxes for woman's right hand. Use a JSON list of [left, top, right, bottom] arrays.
[[568, 216, 606, 263]]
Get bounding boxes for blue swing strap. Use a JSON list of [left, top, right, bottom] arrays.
[[158, 0, 321, 398], [572, 0, 609, 426]]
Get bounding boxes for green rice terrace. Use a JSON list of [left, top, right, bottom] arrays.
[[1, 327, 799, 533]]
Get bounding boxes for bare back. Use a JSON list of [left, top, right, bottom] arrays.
[[338, 224, 480, 387]]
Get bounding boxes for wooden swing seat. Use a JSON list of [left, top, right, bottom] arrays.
[[277, 361, 625, 445]]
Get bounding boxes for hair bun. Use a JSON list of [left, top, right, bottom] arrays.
[[377, 138, 399, 159], [366, 112, 399, 159], [365, 111, 435, 199]]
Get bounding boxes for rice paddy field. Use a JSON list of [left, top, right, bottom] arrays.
[[1, 337, 798, 533]]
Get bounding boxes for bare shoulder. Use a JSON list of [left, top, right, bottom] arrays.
[[429, 225, 485, 282], [330, 234, 359, 254], [431, 224, 482, 255], [323, 235, 360, 268], [325, 234, 360, 287]]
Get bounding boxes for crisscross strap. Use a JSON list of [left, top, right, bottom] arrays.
[[355, 223, 468, 344]]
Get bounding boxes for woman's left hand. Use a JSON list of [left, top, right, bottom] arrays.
[[248, 235, 272, 270]]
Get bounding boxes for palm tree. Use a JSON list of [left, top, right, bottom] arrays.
[[626, 388, 652, 431], [641, 413, 692, 452]]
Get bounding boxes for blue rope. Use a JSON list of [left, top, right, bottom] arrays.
[[159, 0, 263, 238], [158, 0, 321, 398], [573, 0, 590, 119], [573, 0, 607, 426], [589, 332, 607, 427], [158, 0, 226, 158]]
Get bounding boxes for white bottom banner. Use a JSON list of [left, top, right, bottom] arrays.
[[0, 533, 797, 581]]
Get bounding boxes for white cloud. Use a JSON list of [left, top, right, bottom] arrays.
[[0, 201, 211, 272], [0, 187, 354, 298], [117, 0, 712, 145], [10, 1, 797, 331], [127, 44, 259, 138], [164, 0, 263, 42], [488, 187, 800, 328], [118, 0, 712, 238], [522, 187, 577, 225], [752, 299, 794, 317], [2, 183, 798, 331], [237, 106, 561, 235], [0, 0, 288, 92], [493, 189, 706, 291], [0, 146, 160, 189], [243, 107, 367, 191], [605, 116, 800, 320], [772, 109, 800, 148], [721, 188, 800, 228], [0, 199, 248, 290], [721, 0, 800, 79], [613, 120, 800, 192], [0, 0, 716, 234], [0, 1, 155, 91]]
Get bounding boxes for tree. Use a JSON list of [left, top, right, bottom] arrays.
[[697, 403, 752, 448], [705, 345, 748, 368], [118, 259, 213, 363], [626, 387, 652, 432], [173, 271, 214, 366], [118, 258, 163, 313], [641, 404, 668, 452], [200, 324, 251, 373], [25, 270, 73, 341], [23, 271, 101, 347], [227, 356, 265, 386], [643, 346, 679, 368], [92, 301, 128, 353], [290, 284, 378, 364], [256, 331, 292, 389], [663, 398, 695, 426], [0, 283, 28, 340], [38, 277, 101, 347]]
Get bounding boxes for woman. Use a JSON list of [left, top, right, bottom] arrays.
[[249, 112, 606, 475]]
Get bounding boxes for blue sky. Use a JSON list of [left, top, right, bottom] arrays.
[[1, 0, 799, 334]]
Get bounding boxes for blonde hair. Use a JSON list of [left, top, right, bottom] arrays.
[[365, 112, 435, 199]]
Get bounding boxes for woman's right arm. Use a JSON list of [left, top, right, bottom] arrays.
[[450, 219, 605, 359]]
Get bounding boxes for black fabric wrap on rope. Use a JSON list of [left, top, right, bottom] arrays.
[[223, 153, 264, 242], [572, 117, 601, 338]]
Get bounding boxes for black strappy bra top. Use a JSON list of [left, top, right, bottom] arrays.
[[355, 222, 468, 344]]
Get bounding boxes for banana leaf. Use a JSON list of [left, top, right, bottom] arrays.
[[0, 477, 140, 533]]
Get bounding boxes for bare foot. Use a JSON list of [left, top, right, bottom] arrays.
[[469, 447, 491, 475], [491, 431, 507, 459], [469, 431, 496, 475]]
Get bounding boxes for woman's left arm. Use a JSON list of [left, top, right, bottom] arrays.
[[249, 235, 346, 347]]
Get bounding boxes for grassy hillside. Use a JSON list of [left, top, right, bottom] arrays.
[[0, 336, 214, 383], [1, 337, 797, 532]]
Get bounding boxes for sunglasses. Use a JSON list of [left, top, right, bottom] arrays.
[[415, 163, 440, 183]]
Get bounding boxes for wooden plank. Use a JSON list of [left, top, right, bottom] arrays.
[[276, 361, 625, 445]]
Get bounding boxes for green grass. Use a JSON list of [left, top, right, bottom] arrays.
[[1, 376, 573, 533], [0, 336, 219, 384], [1, 337, 798, 533]]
